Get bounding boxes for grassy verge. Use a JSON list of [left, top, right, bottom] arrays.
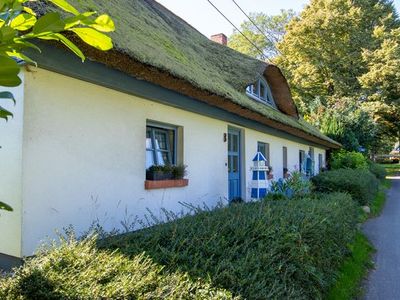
[[328, 169, 393, 299], [370, 187, 388, 216], [379, 163, 400, 177], [327, 233, 374, 300]]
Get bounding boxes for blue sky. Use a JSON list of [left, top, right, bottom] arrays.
[[157, 0, 400, 37]]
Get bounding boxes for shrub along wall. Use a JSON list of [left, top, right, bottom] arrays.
[[368, 162, 386, 180], [1, 193, 359, 299], [0, 237, 233, 299], [311, 169, 379, 205], [102, 193, 358, 299]]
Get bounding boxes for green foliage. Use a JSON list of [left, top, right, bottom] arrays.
[[359, 25, 400, 141], [102, 193, 358, 299], [330, 150, 368, 170], [228, 10, 296, 59], [0, 236, 233, 299], [0, 0, 115, 121], [268, 171, 312, 199], [368, 162, 387, 180], [370, 187, 387, 216], [0, 201, 12, 211], [171, 164, 187, 179], [146, 164, 187, 180], [277, 0, 398, 100], [327, 233, 374, 300], [273, 0, 400, 154], [311, 169, 379, 205]]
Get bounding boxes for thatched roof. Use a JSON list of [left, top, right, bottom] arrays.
[[32, 0, 340, 148]]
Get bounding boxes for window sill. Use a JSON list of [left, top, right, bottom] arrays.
[[144, 179, 189, 190]]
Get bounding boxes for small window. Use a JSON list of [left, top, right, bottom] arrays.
[[252, 81, 259, 96], [299, 150, 305, 173], [283, 146, 288, 170], [318, 153, 323, 172], [146, 124, 176, 168], [307, 147, 315, 176], [246, 78, 275, 106], [259, 83, 266, 100], [257, 141, 270, 166]]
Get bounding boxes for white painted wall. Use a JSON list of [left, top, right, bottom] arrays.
[[19, 68, 328, 256], [21, 68, 228, 255], [0, 72, 24, 257], [242, 126, 326, 200]]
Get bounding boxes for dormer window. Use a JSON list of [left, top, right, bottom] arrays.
[[246, 78, 275, 107]]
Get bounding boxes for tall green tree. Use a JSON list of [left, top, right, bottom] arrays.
[[228, 10, 295, 59], [276, 0, 398, 102], [359, 25, 400, 141], [229, 0, 400, 153], [275, 0, 399, 153]]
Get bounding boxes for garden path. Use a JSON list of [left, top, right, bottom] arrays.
[[363, 170, 400, 300]]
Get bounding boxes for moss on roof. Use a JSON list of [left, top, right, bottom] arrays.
[[38, 0, 339, 147]]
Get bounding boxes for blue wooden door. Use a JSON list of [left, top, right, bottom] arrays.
[[228, 128, 241, 201]]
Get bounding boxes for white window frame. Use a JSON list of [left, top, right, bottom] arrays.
[[246, 78, 276, 108], [146, 122, 177, 167]]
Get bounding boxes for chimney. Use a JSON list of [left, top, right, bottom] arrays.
[[210, 33, 227, 46]]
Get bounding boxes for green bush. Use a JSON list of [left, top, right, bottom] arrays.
[[269, 171, 313, 199], [368, 162, 386, 180], [311, 169, 379, 205], [331, 150, 368, 170], [102, 193, 358, 299], [0, 237, 233, 299]]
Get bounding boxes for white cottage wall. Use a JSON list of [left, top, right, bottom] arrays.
[[0, 73, 24, 257], [243, 128, 326, 200], [20, 68, 328, 256], [21, 68, 228, 256]]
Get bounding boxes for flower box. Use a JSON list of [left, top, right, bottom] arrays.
[[146, 170, 172, 181], [145, 179, 189, 190]]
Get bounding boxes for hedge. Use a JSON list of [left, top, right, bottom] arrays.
[[102, 193, 358, 299], [368, 163, 386, 180], [311, 169, 379, 205], [0, 237, 233, 299], [330, 151, 368, 170]]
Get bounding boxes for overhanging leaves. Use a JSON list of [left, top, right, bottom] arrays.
[[49, 0, 80, 15], [69, 27, 113, 50], [0, 91, 16, 104], [0, 105, 13, 120], [10, 13, 37, 31], [0, 55, 21, 87], [92, 14, 115, 32], [0, 201, 13, 211], [39, 33, 85, 61], [33, 12, 65, 34]]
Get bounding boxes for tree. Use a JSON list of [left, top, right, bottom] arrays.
[[277, 0, 398, 101], [228, 10, 295, 59], [274, 0, 399, 153], [0, 0, 115, 211], [359, 26, 400, 141]]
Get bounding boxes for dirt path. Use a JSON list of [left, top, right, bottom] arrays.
[[363, 172, 400, 299]]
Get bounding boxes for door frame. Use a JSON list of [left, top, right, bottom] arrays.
[[227, 126, 244, 201]]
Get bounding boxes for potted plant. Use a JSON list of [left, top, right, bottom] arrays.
[[145, 164, 189, 190], [171, 164, 187, 180], [146, 165, 172, 181]]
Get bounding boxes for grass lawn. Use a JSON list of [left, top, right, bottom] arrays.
[[327, 233, 374, 300], [327, 167, 397, 299], [380, 163, 400, 178]]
